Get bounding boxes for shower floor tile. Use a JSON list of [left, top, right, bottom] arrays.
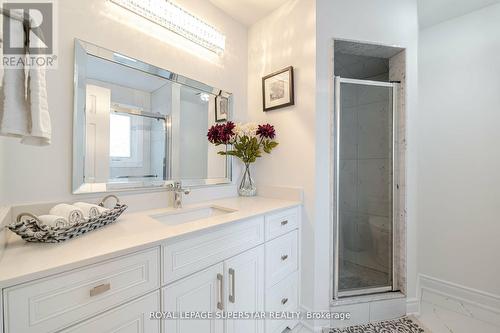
[[340, 260, 390, 291]]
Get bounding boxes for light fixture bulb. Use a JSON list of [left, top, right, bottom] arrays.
[[110, 0, 226, 54]]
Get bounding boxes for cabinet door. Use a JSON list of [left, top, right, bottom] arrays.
[[163, 263, 224, 333], [224, 246, 265, 333], [60, 291, 160, 333]]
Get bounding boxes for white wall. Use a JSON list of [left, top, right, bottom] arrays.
[[247, 0, 317, 312], [418, 3, 500, 295], [0, 0, 246, 207]]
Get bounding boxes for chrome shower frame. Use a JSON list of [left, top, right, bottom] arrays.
[[332, 76, 399, 299]]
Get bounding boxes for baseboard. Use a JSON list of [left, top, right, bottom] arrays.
[[418, 274, 500, 327], [406, 297, 420, 315]]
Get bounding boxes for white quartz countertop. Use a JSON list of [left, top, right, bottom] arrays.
[[0, 196, 300, 288]]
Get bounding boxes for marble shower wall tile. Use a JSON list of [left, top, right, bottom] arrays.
[[389, 50, 407, 294], [334, 53, 389, 80], [340, 211, 371, 252], [339, 106, 358, 160], [357, 101, 391, 160], [341, 83, 358, 107], [339, 160, 357, 212], [357, 159, 390, 217], [357, 84, 391, 106]]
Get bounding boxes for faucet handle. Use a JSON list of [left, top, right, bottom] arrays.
[[171, 181, 190, 195]]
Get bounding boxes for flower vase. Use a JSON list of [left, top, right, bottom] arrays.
[[238, 163, 256, 197]]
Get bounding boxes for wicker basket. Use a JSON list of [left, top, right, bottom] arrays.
[[7, 195, 128, 243]]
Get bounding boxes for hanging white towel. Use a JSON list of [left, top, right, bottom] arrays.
[[22, 19, 50, 146], [0, 14, 29, 138], [21, 64, 50, 145], [0, 10, 51, 145]]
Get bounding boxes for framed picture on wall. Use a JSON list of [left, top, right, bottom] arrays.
[[215, 95, 228, 122], [262, 66, 294, 111]]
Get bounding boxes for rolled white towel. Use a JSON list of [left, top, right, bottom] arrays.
[[37, 215, 70, 229], [49, 204, 84, 225], [73, 202, 108, 219]]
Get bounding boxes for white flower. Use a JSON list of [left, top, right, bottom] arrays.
[[234, 122, 258, 137], [234, 123, 244, 137], [243, 123, 258, 137]]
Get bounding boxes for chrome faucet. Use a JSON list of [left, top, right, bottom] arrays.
[[166, 181, 190, 208]]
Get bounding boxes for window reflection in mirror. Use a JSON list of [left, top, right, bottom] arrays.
[[84, 55, 169, 186]]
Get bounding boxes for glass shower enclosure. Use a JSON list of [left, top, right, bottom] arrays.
[[333, 77, 399, 298]]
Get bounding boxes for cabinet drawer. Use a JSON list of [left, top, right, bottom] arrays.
[[3, 247, 160, 333], [265, 272, 299, 333], [265, 207, 298, 241], [60, 291, 160, 333], [163, 217, 264, 284], [265, 230, 298, 287]]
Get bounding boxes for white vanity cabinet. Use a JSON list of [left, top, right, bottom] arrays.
[[163, 263, 225, 333], [59, 291, 161, 333], [224, 246, 265, 333], [2, 248, 161, 333], [161, 207, 300, 333], [1, 204, 300, 333], [163, 246, 265, 333]]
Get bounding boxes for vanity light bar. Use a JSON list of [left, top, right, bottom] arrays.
[[110, 0, 226, 54]]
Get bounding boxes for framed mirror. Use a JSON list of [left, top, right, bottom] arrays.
[[73, 39, 232, 194]]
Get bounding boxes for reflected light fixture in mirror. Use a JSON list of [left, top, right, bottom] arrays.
[[110, 0, 226, 54], [199, 93, 210, 102]]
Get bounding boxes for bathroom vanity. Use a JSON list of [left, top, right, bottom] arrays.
[[0, 38, 301, 333], [0, 197, 301, 333]]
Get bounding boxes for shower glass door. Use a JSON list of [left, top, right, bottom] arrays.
[[334, 77, 397, 298]]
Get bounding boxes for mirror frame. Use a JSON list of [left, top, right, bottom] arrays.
[[72, 39, 233, 194]]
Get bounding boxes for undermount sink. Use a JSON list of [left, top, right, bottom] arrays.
[[151, 206, 237, 226]]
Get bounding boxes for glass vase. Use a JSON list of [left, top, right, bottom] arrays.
[[238, 163, 257, 197]]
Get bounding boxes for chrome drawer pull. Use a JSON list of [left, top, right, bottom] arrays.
[[281, 254, 288, 261], [281, 297, 288, 305], [217, 273, 224, 310], [89, 283, 111, 297], [281, 220, 288, 226], [229, 268, 235, 303]]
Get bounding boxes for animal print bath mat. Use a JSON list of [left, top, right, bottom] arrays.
[[324, 317, 427, 333]]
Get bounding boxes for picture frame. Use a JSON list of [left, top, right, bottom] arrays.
[[262, 66, 294, 111], [215, 95, 228, 122]]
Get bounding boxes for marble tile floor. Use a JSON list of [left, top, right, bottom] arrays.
[[417, 300, 499, 333]]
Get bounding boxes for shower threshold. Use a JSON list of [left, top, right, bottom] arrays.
[[331, 291, 405, 307]]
